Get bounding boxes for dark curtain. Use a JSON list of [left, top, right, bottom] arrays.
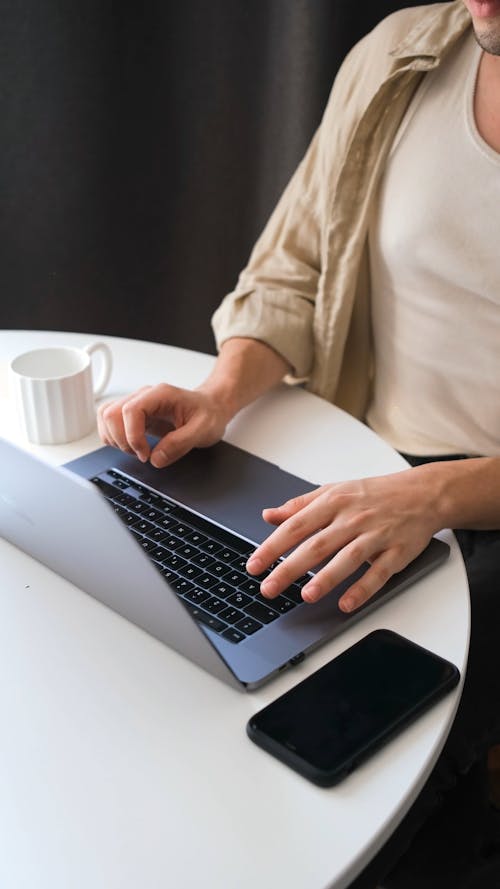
[[1, 1, 428, 354]]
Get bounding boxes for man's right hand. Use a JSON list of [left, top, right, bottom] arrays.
[[97, 383, 232, 469]]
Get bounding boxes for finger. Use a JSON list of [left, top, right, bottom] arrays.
[[246, 490, 336, 576], [262, 487, 322, 526], [298, 534, 379, 604], [121, 386, 175, 462], [96, 400, 116, 447], [98, 394, 143, 453], [258, 525, 355, 599], [149, 422, 200, 468], [97, 389, 151, 448], [337, 549, 398, 613]]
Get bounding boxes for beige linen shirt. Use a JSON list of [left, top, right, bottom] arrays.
[[211, 1, 471, 420]]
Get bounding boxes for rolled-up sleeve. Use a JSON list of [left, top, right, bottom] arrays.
[[211, 286, 315, 380], [211, 127, 323, 382]]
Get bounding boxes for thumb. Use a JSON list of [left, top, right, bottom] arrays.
[[149, 421, 201, 468]]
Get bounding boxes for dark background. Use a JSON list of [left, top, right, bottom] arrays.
[[1, 1, 428, 354]]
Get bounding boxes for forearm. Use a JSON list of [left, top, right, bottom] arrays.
[[419, 457, 500, 531], [197, 337, 291, 422]]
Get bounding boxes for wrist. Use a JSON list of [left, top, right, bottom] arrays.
[[415, 461, 456, 532], [398, 462, 448, 535], [196, 377, 241, 425], [412, 457, 500, 531], [195, 337, 290, 425]]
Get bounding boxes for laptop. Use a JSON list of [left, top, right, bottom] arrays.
[[0, 435, 450, 690]]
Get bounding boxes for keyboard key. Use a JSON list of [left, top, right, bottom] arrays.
[[171, 578, 194, 596], [178, 543, 200, 559], [270, 595, 297, 613], [218, 606, 244, 624], [112, 492, 135, 506], [218, 547, 239, 563], [184, 587, 211, 605], [244, 601, 280, 624], [138, 538, 157, 553], [196, 573, 219, 590], [91, 477, 117, 497], [209, 561, 231, 579], [147, 527, 169, 543], [185, 530, 208, 546], [162, 554, 188, 571], [240, 578, 261, 596], [156, 498, 176, 513], [159, 567, 178, 581], [234, 616, 262, 636], [226, 591, 251, 609], [221, 627, 246, 644], [142, 507, 164, 522], [170, 523, 193, 539], [119, 479, 146, 493], [127, 500, 150, 515], [185, 605, 227, 634], [232, 555, 270, 577], [162, 535, 184, 551], [157, 515, 177, 530], [191, 552, 216, 569], [139, 492, 164, 505], [224, 569, 247, 587], [230, 555, 249, 572], [111, 505, 127, 518], [211, 582, 234, 599], [150, 545, 170, 561], [178, 564, 203, 582], [199, 539, 223, 556], [201, 597, 226, 614], [131, 518, 155, 535], [282, 583, 304, 604], [295, 574, 314, 587], [120, 510, 140, 526]]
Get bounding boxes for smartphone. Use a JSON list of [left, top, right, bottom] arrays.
[[246, 629, 460, 787]]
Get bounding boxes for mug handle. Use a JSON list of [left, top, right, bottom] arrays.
[[84, 342, 113, 398]]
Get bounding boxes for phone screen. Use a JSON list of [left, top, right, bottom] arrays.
[[247, 629, 460, 786]]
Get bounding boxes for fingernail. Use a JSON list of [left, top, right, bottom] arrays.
[[302, 583, 320, 603], [151, 449, 167, 468], [246, 556, 263, 573], [260, 578, 277, 597], [339, 596, 355, 613]]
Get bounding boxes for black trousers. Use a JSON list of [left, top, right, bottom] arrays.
[[349, 454, 500, 889]]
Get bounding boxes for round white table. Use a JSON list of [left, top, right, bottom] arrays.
[[0, 330, 469, 889]]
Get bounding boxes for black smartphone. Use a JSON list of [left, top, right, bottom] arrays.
[[247, 629, 460, 787]]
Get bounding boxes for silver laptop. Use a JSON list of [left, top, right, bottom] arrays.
[[0, 436, 450, 690]]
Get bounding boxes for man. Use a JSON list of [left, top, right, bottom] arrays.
[[98, 1, 500, 884]]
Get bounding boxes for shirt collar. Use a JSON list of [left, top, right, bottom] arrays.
[[390, 1, 471, 62]]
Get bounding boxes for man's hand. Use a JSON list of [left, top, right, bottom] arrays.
[[246, 467, 443, 613], [97, 383, 232, 468], [97, 337, 292, 469]]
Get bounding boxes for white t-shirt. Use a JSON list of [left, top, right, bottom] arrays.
[[366, 31, 500, 457]]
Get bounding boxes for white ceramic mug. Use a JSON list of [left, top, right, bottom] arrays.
[[9, 342, 113, 444]]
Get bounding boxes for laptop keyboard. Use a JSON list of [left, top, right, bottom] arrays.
[[91, 468, 311, 644]]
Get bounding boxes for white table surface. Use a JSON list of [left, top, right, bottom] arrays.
[[0, 330, 469, 889]]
